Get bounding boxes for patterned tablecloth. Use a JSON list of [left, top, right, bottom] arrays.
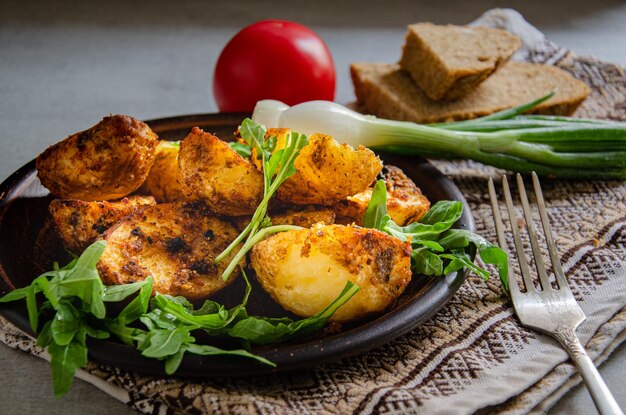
[[1, 8, 625, 415]]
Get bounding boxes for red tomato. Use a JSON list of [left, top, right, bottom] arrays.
[[213, 20, 336, 112]]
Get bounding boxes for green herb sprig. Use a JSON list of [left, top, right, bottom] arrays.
[[0, 242, 145, 397], [363, 180, 509, 291], [215, 118, 308, 280], [0, 242, 359, 396]]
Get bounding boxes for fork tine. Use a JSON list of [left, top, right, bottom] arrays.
[[501, 176, 537, 292], [488, 178, 521, 297], [532, 172, 569, 291], [516, 174, 553, 292]]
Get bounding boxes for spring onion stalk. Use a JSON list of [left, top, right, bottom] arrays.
[[251, 99, 626, 179]]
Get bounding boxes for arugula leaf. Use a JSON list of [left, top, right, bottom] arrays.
[[418, 200, 464, 225], [104, 277, 153, 345], [390, 201, 463, 242], [107, 268, 276, 372], [164, 348, 186, 374], [56, 241, 106, 318], [0, 285, 31, 302], [150, 295, 227, 329], [441, 253, 490, 280], [115, 277, 153, 323], [50, 300, 81, 345], [184, 343, 275, 367], [239, 118, 267, 156], [0, 242, 156, 397], [25, 282, 40, 331], [410, 248, 443, 276], [228, 141, 252, 158], [0, 242, 280, 396], [37, 321, 53, 348], [227, 281, 359, 344], [140, 327, 195, 358], [363, 180, 389, 229], [48, 330, 88, 398], [147, 268, 252, 332], [102, 279, 148, 302], [363, 181, 509, 290], [439, 229, 509, 290]]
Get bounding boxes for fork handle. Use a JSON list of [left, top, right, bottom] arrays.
[[554, 326, 624, 415]]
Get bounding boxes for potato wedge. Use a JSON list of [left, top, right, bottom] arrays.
[[49, 195, 156, 254], [335, 165, 430, 226], [178, 127, 263, 216], [277, 134, 382, 205], [140, 141, 185, 202], [230, 206, 335, 232], [270, 206, 335, 227], [97, 202, 243, 300], [251, 224, 412, 322], [36, 115, 158, 200]]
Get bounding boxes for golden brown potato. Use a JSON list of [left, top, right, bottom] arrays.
[[335, 165, 430, 226], [97, 202, 243, 300], [230, 206, 335, 232], [270, 206, 335, 227], [140, 141, 185, 202], [251, 224, 412, 322], [178, 127, 264, 216], [277, 134, 382, 206], [49, 195, 156, 254], [36, 115, 158, 201]]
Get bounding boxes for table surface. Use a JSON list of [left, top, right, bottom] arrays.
[[1, 1, 625, 413]]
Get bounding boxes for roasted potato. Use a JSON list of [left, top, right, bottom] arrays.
[[140, 141, 185, 202], [97, 202, 243, 300], [277, 134, 382, 206], [335, 165, 430, 226], [178, 127, 264, 216], [36, 115, 158, 200], [251, 224, 412, 322], [49, 195, 156, 253], [230, 206, 335, 232], [270, 206, 335, 227]]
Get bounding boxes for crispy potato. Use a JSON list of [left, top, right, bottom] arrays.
[[251, 224, 412, 322], [178, 127, 264, 216], [277, 134, 382, 206], [270, 206, 335, 227], [36, 115, 158, 200], [335, 165, 430, 226], [49, 195, 156, 254], [140, 141, 185, 202], [97, 202, 243, 300], [230, 206, 335, 232]]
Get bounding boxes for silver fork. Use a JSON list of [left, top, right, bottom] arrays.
[[488, 172, 623, 415]]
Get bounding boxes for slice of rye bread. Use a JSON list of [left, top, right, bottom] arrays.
[[399, 23, 521, 101], [400, 23, 521, 101], [350, 61, 591, 124]]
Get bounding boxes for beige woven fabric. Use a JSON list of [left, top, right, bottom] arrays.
[[1, 9, 625, 415]]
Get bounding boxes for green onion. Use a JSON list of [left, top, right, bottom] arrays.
[[251, 98, 626, 179]]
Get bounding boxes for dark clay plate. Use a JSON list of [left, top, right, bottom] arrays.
[[0, 113, 474, 378]]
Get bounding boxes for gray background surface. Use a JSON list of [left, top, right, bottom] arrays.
[[1, 0, 625, 413]]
